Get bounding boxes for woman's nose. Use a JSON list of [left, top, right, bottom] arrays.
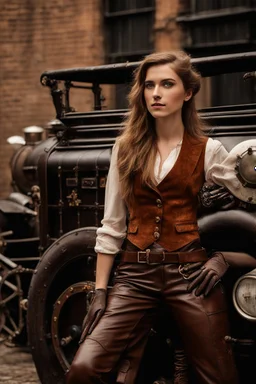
[[153, 86, 161, 99], [153, 94, 161, 101]]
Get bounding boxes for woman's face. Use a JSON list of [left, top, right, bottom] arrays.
[[143, 63, 192, 119]]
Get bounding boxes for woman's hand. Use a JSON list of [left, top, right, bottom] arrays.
[[79, 288, 107, 344], [199, 183, 237, 210], [186, 253, 229, 296]]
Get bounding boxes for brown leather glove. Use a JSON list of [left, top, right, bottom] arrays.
[[186, 253, 229, 296], [79, 288, 107, 344], [199, 183, 237, 210]]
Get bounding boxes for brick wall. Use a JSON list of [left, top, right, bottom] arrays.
[[154, 0, 189, 51], [0, 0, 105, 198]]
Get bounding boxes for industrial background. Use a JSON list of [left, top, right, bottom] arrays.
[[0, 0, 255, 198]]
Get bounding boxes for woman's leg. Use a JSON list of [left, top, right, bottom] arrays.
[[66, 264, 161, 384], [163, 264, 239, 384]]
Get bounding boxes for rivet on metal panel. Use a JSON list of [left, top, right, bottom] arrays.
[[100, 177, 106, 188]]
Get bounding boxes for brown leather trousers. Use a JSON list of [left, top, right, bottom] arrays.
[[66, 242, 239, 384]]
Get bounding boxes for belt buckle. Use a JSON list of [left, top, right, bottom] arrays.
[[178, 264, 190, 279], [137, 249, 151, 264]]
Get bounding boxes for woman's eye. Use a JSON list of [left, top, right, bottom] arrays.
[[145, 83, 154, 89], [163, 81, 173, 88]]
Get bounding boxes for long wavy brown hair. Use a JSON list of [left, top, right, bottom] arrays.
[[116, 50, 206, 205]]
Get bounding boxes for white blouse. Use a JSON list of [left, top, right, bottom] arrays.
[[95, 138, 228, 255]]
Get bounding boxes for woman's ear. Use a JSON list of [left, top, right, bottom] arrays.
[[184, 89, 193, 102]]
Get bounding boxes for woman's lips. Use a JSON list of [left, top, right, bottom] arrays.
[[151, 103, 165, 108]]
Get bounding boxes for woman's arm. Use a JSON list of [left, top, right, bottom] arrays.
[[95, 253, 116, 289], [94, 143, 127, 287], [95, 143, 127, 255], [201, 139, 237, 210], [204, 138, 228, 182]]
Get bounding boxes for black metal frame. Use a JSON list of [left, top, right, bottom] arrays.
[[40, 51, 256, 114]]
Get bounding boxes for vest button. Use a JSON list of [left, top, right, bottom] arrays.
[[156, 199, 162, 208], [154, 232, 160, 240], [155, 227, 159, 232], [155, 216, 161, 223]]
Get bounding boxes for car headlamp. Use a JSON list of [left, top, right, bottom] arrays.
[[233, 268, 256, 321]]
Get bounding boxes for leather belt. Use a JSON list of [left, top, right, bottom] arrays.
[[120, 248, 208, 264]]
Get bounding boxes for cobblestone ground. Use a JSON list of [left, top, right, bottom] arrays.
[[0, 341, 40, 383]]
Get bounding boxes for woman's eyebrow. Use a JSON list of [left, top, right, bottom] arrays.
[[161, 78, 176, 82], [144, 78, 176, 83]]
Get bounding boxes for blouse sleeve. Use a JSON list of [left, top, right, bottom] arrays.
[[204, 138, 229, 183], [94, 143, 127, 254]]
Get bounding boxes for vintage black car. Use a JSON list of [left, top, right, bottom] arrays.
[[1, 52, 256, 384]]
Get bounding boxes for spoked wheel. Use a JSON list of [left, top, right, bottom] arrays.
[[27, 227, 97, 384], [0, 254, 34, 344]]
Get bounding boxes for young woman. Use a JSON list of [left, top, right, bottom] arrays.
[[66, 50, 241, 384]]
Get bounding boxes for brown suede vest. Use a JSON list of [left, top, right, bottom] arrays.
[[126, 132, 208, 251]]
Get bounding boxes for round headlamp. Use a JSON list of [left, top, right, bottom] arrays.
[[233, 268, 256, 321]]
